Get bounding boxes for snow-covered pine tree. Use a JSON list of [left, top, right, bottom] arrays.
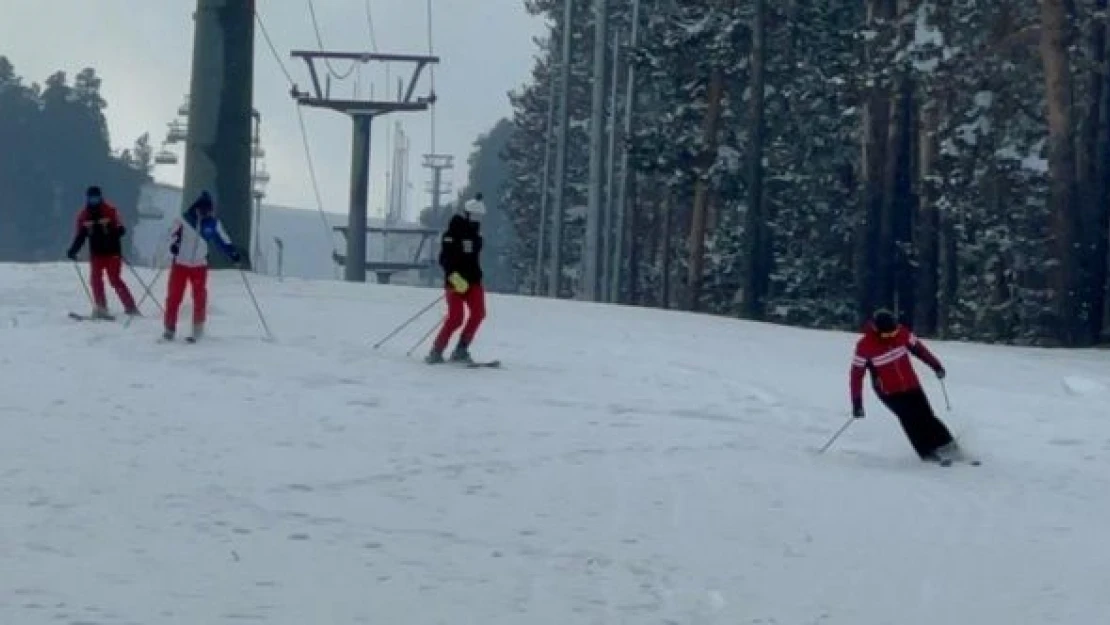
[[498, 0, 1110, 345]]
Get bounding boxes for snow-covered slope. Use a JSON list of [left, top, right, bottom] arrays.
[[2, 262, 1108, 624]]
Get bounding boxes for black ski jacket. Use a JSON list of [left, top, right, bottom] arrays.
[[68, 202, 126, 258], [438, 214, 483, 286]]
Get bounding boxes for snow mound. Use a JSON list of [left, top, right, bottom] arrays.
[[1, 262, 1109, 625], [1062, 375, 1106, 397]]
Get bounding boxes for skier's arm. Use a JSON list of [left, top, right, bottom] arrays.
[[66, 210, 89, 258], [438, 233, 461, 274], [200, 217, 241, 261], [907, 333, 944, 375], [107, 206, 126, 236], [166, 221, 183, 256]]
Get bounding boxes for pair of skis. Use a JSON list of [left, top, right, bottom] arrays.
[[931, 456, 981, 467], [427, 358, 501, 369], [69, 311, 115, 322], [71, 312, 201, 344], [159, 335, 201, 344]]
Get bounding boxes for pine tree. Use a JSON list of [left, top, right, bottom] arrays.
[[496, 0, 1110, 345]]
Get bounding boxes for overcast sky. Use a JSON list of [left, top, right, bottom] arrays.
[[0, 0, 546, 219]]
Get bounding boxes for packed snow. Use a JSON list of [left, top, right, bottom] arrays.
[[2, 262, 1109, 624]]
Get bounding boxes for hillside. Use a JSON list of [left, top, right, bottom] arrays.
[[1, 262, 1108, 624]]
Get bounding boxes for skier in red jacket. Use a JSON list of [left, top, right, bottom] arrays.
[[66, 185, 140, 319], [850, 309, 960, 462]]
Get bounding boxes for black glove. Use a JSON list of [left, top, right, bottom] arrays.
[[228, 247, 242, 264], [66, 249, 77, 261], [935, 366, 946, 380], [852, 404, 865, 419], [169, 243, 180, 256]]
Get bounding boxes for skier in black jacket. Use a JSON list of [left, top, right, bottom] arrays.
[[426, 193, 487, 364]]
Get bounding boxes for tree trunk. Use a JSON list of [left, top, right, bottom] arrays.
[[938, 214, 959, 337], [643, 180, 661, 306], [660, 190, 672, 309], [684, 66, 725, 312], [882, 74, 915, 320], [914, 96, 940, 335], [1040, 0, 1082, 345], [1100, 12, 1110, 340], [625, 172, 640, 305], [856, 0, 894, 320], [1085, 0, 1110, 341], [743, 0, 769, 319]]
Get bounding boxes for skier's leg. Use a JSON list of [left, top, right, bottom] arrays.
[[880, 392, 936, 459], [105, 255, 138, 314], [163, 263, 188, 337], [89, 256, 109, 316], [429, 290, 464, 361], [453, 285, 487, 360], [189, 266, 208, 336], [907, 387, 956, 457]]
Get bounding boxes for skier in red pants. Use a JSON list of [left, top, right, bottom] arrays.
[[66, 186, 140, 319], [161, 191, 242, 341], [426, 193, 487, 364]]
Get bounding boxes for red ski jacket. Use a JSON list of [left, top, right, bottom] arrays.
[[850, 323, 943, 407]]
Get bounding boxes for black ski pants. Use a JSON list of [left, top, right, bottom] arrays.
[[878, 387, 954, 459]]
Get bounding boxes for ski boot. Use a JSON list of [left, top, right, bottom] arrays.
[[449, 342, 474, 364], [161, 327, 175, 341], [424, 347, 445, 364], [934, 441, 964, 462], [90, 306, 114, 321], [923, 441, 962, 466], [190, 323, 205, 341]]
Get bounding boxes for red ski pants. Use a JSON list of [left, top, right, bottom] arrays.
[[433, 284, 486, 351], [164, 263, 209, 330], [89, 255, 137, 312]]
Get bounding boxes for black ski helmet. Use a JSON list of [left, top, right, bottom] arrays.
[[872, 308, 897, 333]]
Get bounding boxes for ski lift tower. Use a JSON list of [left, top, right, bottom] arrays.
[[291, 50, 439, 282]]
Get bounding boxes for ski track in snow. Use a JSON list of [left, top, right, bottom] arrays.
[[1, 263, 1109, 624]]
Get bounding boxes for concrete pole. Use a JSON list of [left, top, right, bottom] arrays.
[[582, 0, 609, 301], [548, 0, 575, 298], [345, 114, 373, 282], [182, 0, 255, 270]]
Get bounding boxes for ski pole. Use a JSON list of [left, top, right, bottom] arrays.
[[238, 266, 274, 342], [818, 416, 855, 454], [123, 265, 166, 328], [123, 258, 165, 315], [373, 293, 445, 349], [406, 316, 443, 357], [939, 378, 952, 411], [71, 260, 93, 307]]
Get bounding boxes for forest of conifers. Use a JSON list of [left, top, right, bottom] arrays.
[[0, 58, 152, 263], [492, 0, 1110, 347]]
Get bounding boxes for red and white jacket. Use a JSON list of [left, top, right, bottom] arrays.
[[850, 323, 943, 408]]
